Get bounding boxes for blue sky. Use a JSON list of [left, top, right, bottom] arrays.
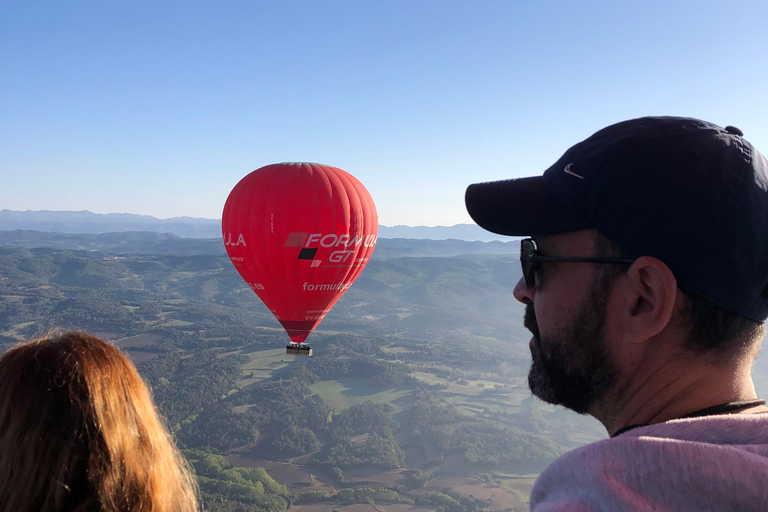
[[2, 0, 766, 226]]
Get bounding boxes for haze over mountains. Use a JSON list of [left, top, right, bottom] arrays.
[[0, 210, 508, 242]]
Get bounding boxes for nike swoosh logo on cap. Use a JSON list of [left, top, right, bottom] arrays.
[[564, 163, 585, 179]]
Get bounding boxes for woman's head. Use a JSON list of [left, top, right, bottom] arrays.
[[0, 331, 198, 512]]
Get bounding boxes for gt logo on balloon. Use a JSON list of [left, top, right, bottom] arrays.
[[329, 250, 356, 263]]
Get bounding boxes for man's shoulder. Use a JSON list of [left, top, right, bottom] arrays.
[[559, 412, 768, 461], [529, 414, 768, 512], [552, 413, 768, 465]]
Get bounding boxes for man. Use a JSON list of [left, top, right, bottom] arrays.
[[465, 117, 768, 511]]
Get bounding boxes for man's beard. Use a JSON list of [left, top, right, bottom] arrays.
[[525, 275, 619, 414]]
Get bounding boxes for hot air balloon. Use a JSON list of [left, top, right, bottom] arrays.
[[222, 163, 378, 355]]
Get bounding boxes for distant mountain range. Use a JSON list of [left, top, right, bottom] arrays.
[[0, 230, 518, 259], [0, 210, 220, 239], [0, 210, 509, 242]]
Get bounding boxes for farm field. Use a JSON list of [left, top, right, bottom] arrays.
[[311, 378, 414, 412]]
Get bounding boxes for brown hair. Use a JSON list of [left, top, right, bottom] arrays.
[[0, 331, 198, 512]]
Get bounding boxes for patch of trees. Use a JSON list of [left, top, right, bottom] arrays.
[[179, 403, 259, 451], [329, 401, 397, 439], [294, 490, 332, 503], [268, 426, 321, 459], [336, 487, 404, 504], [322, 433, 405, 469], [49, 294, 139, 334], [303, 401, 405, 470], [51, 256, 140, 289], [431, 420, 561, 471], [140, 351, 245, 425], [231, 377, 329, 432], [13, 250, 60, 279], [406, 390, 465, 430], [298, 351, 414, 388], [455, 421, 560, 469], [184, 450, 292, 512], [403, 469, 433, 489]]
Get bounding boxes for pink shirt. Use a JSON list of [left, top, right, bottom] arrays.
[[530, 413, 768, 511]]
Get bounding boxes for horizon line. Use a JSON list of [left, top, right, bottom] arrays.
[[0, 209, 479, 229]]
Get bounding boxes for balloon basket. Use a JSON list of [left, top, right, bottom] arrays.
[[286, 343, 312, 356]]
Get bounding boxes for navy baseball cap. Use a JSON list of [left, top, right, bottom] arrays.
[[465, 116, 768, 322]]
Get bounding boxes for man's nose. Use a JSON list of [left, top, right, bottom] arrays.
[[513, 277, 534, 304]]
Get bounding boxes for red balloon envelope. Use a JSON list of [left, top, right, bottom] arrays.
[[222, 163, 378, 343]]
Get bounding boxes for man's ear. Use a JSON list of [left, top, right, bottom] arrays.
[[611, 256, 678, 344]]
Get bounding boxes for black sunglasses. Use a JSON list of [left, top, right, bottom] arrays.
[[520, 238, 636, 288]]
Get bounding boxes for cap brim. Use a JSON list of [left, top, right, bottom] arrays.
[[465, 176, 592, 236]]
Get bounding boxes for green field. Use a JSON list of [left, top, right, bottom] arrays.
[[237, 347, 290, 386], [409, 371, 447, 385], [311, 378, 413, 411], [380, 345, 414, 354]]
